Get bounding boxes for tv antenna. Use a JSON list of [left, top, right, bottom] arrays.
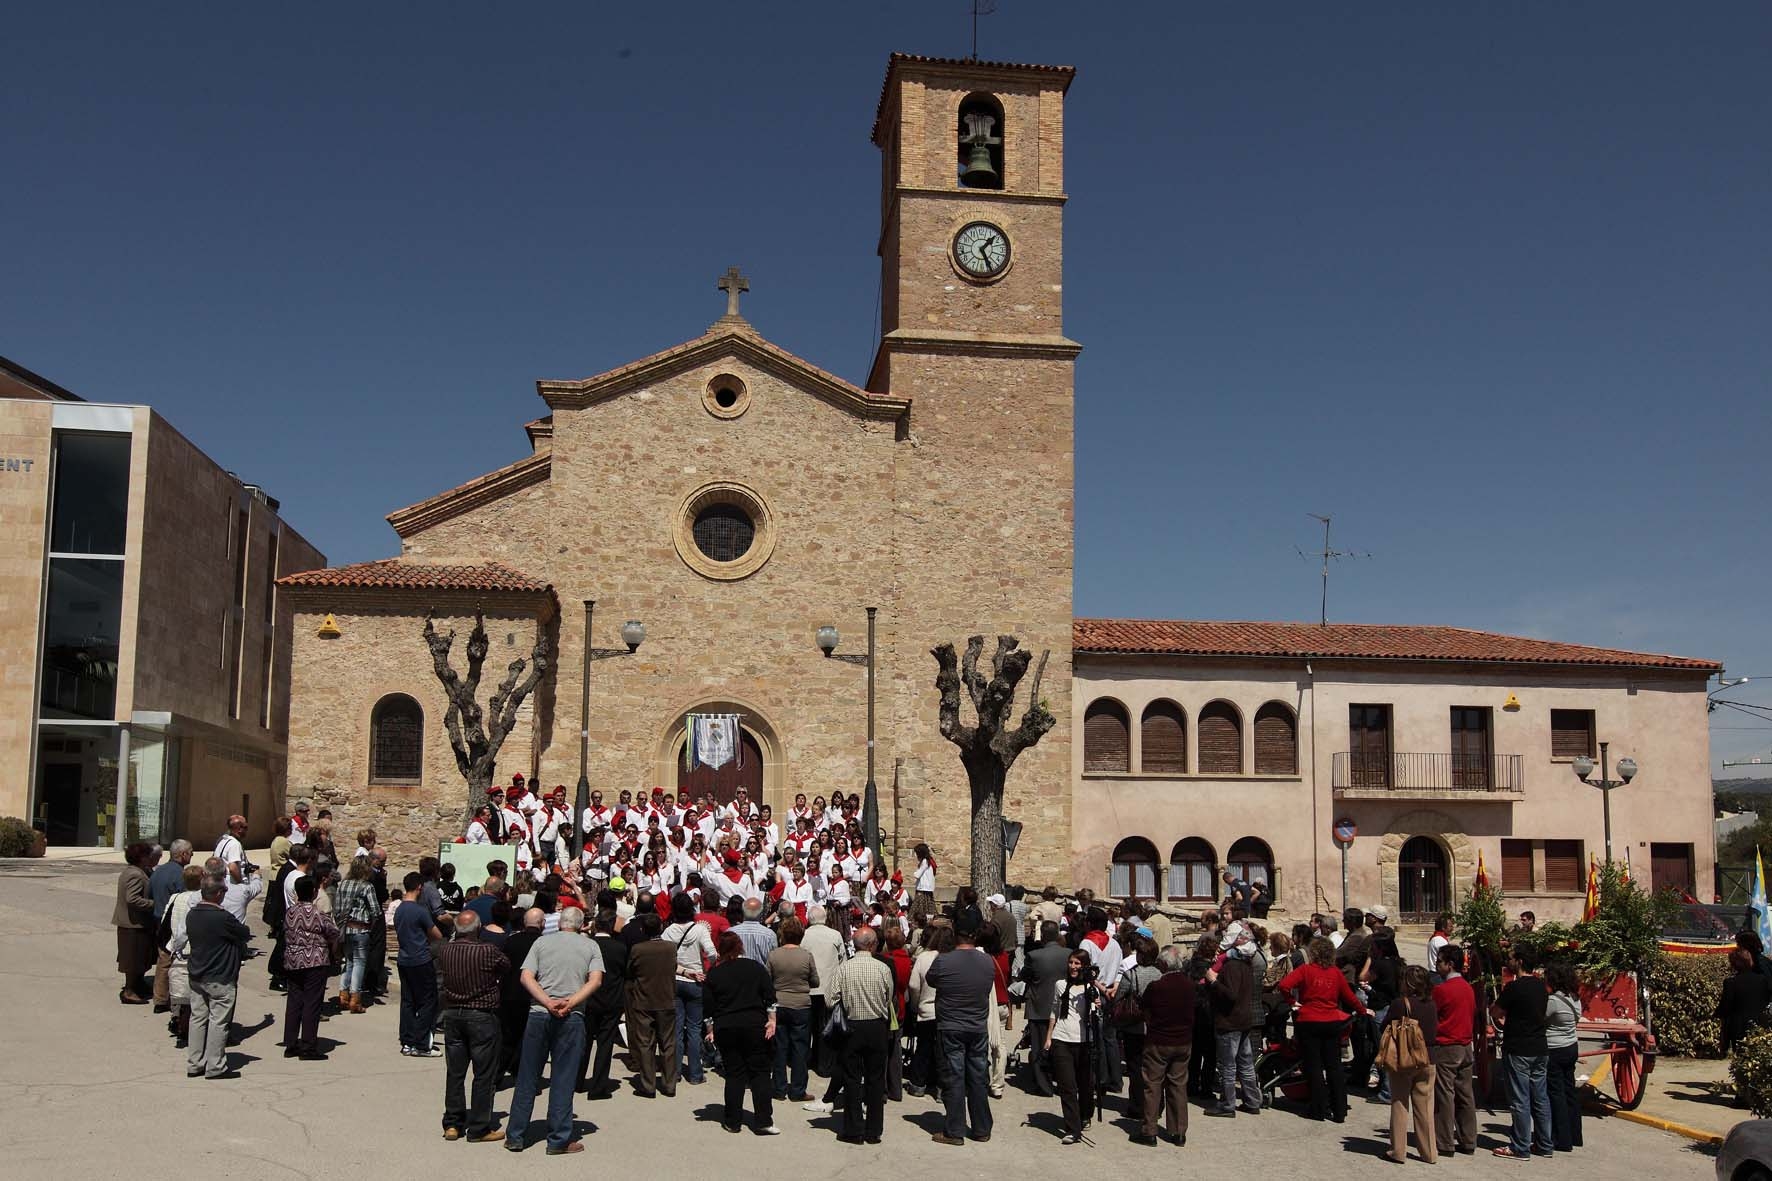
[[970, 0, 997, 61], [1298, 513, 1371, 626]]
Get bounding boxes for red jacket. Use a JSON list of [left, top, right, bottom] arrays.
[[885, 947, 914, 1022], [1278, 961, 1368, 1023], [1431, 973, 1476, 1046]]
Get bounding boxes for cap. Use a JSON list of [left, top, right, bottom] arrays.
[[1135, 926, 1154, 939], [609, 876, 627, 892], [1369, 904, 1390, 922], [891, 870, 903, 884], [986, 893, 1006, 908]]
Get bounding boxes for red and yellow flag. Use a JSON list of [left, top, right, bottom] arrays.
[[1582, 854, 1600, 921], [1475, 847, 1490, 889]]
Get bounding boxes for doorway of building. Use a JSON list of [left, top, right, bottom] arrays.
[[676, 730, 763, 807], [1399, 835, 1449, 919]]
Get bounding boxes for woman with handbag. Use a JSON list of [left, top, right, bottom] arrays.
[[1115, 931, 1161, 1115], [1380, 965, 1439, 1164]]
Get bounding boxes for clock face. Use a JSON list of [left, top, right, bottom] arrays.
[[953, 221, 1010, 279]]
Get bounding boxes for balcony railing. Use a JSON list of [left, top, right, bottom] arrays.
[[1332, 751, 1524, 796]]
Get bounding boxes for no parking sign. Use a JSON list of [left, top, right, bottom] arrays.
[[1333, 816, 1357, 845]]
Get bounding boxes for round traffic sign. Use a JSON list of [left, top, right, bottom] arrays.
[[1333, 817, 1358, 844]]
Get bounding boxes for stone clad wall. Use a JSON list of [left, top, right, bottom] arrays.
[[0, 400, 54, 819], [285, 592, 553, 865]]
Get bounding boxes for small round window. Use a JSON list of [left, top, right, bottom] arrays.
[[692, 503, 755, 563], [703, 373, 750, 419]]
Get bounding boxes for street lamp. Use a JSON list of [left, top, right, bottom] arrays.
[[574, 600, 644, 859], [1572, 740, 1637, 866], [815, 607, 881, 865]]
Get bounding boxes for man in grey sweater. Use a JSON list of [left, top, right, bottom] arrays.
[[829, 926, 895, 1145]]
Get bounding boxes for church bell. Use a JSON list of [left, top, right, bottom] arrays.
[[958, 109, 1001, 189], [960, 141, 998, 187]]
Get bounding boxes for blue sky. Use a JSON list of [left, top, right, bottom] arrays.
[[5, 3, 1769, 774]]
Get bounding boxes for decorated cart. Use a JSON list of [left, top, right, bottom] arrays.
[[1474, 968, 1654, 1110]]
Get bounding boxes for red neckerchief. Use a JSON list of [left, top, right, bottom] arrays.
[[724, 867, 745, 884], [1083, 930, 1109, 950]]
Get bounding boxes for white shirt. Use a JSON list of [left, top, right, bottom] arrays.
[[1427, 933, 1451, 971], [465, 821, 491, 845], [283, 867, 307, 906], [214, 834, 244, 872], [915, 859, 936, 892], [222, 874, 264, 923]]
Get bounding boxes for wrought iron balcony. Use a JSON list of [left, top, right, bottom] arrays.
[[1332, 751, 1524, 798]]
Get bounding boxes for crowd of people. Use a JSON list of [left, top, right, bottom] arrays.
[[110, 791, 1612, 1160]]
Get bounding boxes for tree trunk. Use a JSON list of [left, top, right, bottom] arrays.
[[465, 764, 495, 823], [968, 755, 1007, 895]]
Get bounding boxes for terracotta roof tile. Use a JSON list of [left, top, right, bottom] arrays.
[[279, 560, 550, 594], [1072, 618, 1719, 672]]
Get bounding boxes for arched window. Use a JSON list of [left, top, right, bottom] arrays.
[[1083, 698, 1130, 773], [369, 693, 423, 783], [1253, 701, 1298, 775], [1197, 700, 1243, 774], [1140, 700, 1187, 773], [1168, 837, 1217, 902], [1110, 837, 1160, 900], [1227, 836, 1275, 891], [957, 93, 1005, 190]]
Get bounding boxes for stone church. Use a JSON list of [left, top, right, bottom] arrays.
[[282, 54, 1080, 881]]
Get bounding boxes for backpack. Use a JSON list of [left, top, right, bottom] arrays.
[[1376, 998, 1431, 1073]]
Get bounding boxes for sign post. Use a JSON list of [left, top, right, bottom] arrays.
[[1332, 817, 1358, 918]]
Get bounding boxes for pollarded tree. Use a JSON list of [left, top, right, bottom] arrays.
[[422, 608, 550, 818], [931, 634, 1055, 895]]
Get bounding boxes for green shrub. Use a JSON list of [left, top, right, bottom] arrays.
[[1732, 1027, 1772, 1116], [0, 816, 36, 858], [1648, 953, 1730, 1057], [1572, 861, 1682, 980]]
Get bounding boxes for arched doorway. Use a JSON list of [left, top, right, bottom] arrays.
[[1399, 836, 1449, 919], [676, 730, 763, 808]]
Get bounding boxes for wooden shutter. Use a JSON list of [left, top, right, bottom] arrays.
[[1253, 704, 1297, 774], [1083, 700, 1130, 772], [1197, 703, 1242, 774], [1348, 705, 1391, 788], [1501, 839, 1533, 893], [1543, 840, 1583, 893], [1140, 701, 1187, 773], [1651, 843, 1694, 895], [1551, 710, 1595, 759]]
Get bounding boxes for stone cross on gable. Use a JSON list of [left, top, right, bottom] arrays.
[[717, 266, 750, 320]]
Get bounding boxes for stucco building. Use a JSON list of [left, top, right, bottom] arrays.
[[0, 356, 324, 847], [280, 54, 1078, 877], [1074, 620, 1719, 923]]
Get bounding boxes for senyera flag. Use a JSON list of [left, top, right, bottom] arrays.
[[1475, 847, 1489, 890], [1582, 854, 1599, 922]]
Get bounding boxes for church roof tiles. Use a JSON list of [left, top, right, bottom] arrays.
[[1072, 618, 1719, 672], [279, 559, 550, 594]]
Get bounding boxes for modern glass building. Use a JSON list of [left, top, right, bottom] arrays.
[[0, 357, 324, 847]]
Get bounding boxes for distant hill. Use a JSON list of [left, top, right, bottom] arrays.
[[1717, 777, 1772, 795]]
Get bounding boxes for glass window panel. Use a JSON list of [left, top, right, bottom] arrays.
[[1134, 862, 1157, 898], [1109, 863, 1130, 896], [36, 722, 120, 846], [50, 433, 131, 555], [40, 558, 124, 719], [1189, 862, 1214, 899], [126, 729, 177, 844]]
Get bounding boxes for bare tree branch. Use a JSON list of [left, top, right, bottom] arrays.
[[423, 607, 551, 818]]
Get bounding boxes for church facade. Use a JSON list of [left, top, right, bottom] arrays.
[[281, 55, 1079, 881]]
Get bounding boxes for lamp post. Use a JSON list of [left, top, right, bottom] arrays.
[[574, 600, 644, 859], [1572, 740, 1637, 866], [816, 606, 880, 864]]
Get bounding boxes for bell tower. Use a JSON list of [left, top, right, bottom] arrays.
[[869, 54, 1079, 888]]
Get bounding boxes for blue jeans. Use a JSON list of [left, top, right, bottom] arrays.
[[1215, 1029, 1260, 1111], [675, 978, 705, 1082], [938, 1029, 993, 1140], [773, 1004, 811, 1097], [1505, 1053, 1552, 1157], [341, 930, 371, 993], [506, 1009, 586, 1150]]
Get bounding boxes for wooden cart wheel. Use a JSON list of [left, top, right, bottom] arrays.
[[1613, 1038, 1646, 1110]]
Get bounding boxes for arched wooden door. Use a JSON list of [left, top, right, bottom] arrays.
[[677, 730, 763, 807], [1399, 835, 1449, 919]]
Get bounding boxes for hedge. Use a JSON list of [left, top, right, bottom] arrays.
[[1648, 953, 1730, 1058]]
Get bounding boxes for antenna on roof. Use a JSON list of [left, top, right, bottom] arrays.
[[1298, 513, 1371, 627], [970, 0, 997, 61]]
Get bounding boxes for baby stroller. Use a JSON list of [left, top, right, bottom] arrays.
[[1255, 1012, 1351, 1106]]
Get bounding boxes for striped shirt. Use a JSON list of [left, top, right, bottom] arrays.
[[437, 938, 511, 1009], [831, 951, 896, 1021]]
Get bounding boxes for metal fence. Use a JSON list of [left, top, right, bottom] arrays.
[[1332, 751, 1525, 793]]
